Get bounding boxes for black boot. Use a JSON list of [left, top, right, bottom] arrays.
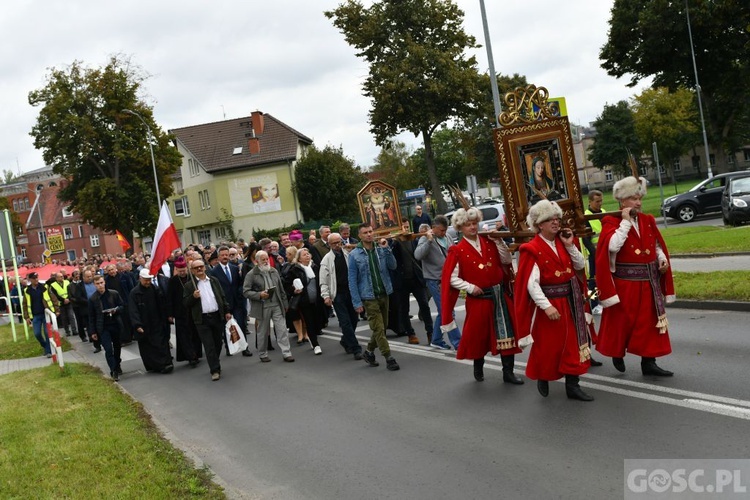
[[537, 380, 549, 397], [473, 358, 484, 382], [589, 356, 603, 367], [612, 357, 626, 372], [641, 357, 674, 377], [501, 355, 524, 384], [565, 375, 594, 401]]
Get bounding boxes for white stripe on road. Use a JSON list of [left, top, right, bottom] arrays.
[[321, 327, 750, 422]]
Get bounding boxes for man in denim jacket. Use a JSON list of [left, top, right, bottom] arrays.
[[348, 223, 400, 371]]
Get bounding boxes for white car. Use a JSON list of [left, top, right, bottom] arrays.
[[445, 201, 507, 242]]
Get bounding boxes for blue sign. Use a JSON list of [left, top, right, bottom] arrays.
[[404, 188, 426, 199]]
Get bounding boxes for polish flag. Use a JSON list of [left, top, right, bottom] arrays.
[[149, 202, 181, 276]]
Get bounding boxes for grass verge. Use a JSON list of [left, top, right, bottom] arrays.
[[0, 363, 225, 498], [661, 225, 750, 254], [0, 323, 72, 361], [673, 271, 750, 302]]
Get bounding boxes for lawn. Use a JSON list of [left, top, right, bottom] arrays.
[[0, 323, 72, 360], [0, 363, 225, 499], [599, 179, 696, 217], [673, 271, 750, 302], [661, 225, 750, 254]]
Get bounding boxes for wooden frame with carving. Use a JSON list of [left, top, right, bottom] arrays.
[[357, 180, 403, 237], [493, 116, 588, 238]]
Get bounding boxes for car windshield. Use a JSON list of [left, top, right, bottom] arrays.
[[730, 177, 750, 195]]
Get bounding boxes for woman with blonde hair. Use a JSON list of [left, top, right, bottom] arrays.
[[283, 248, 324, 354], [281, 246, 308, 345]]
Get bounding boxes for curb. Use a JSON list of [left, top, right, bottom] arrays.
[[668, 299, 750, 312]]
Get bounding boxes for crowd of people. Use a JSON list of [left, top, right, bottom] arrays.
[[6, 177, 676, 395]]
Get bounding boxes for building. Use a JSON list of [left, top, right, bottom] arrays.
[[169, 111, 312, 246], [1, 166, 121, 264]]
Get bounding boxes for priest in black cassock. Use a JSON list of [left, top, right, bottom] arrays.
[[167, 256, 203, 366], [129, 268, 174, 374]]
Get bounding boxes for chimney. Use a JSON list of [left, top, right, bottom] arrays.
[[251, 111, 265, 136], [248, 137, 260, 155]]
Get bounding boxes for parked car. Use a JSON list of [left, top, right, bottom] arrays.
[[445, 201, 507, 242], [721, 174, 750, 226], [661, 171, 750, 222]]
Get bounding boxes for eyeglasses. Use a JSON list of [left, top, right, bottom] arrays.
[[329, 240, 342, 245]]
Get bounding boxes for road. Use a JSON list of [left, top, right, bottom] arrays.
[[85, 300, 750, 500]]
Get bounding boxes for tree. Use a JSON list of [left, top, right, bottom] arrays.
[[410, 126, 469, 189], [28, 56, 182, 239], [325, 0, 484, 213], [600, 0, 750, 169], [293, 144, 365, 220], [370, 141, 423, 193], [589, 101, 640, 177], [632, 87, 700, 176], [0, 197, 23, 236], [2, 169, 17, 185]]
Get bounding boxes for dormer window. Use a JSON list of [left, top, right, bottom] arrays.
[[62, 206, 73, 218]]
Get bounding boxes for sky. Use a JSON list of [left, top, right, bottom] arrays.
[[0, 0, 650, 175]]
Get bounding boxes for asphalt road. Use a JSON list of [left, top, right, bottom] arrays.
[[83, 301, 750, 500]]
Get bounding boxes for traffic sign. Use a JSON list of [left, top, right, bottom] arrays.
[[404, 188, 426, 199]]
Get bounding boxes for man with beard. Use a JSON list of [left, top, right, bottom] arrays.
[[167, 257, 202, 367], [129, 268, 174, 374], [440, 207, 524, 385], [243, 250, 294, 362]]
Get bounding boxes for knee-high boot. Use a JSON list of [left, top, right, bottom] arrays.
[[473, 358, 484, 382], [501, 354, 524, 384], [565, 375, 594, 401]]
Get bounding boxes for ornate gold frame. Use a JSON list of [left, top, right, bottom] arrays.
[[493, 86, 588, 237], [357, 180, 403, 237]]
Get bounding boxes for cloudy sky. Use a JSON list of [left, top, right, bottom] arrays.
[[1, 0, 649, 175]]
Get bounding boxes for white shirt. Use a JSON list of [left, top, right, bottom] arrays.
[[196, 276, 219, 313], [608, 218, 667, 271], [527, 235, 586, 310], [449, 236, 512, 295]]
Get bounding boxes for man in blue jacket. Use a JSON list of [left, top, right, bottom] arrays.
[[348, 223, 400, 371]]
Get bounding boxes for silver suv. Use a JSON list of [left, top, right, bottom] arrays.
[[444, 201, 507, 242]]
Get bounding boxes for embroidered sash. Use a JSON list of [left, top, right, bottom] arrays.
[[541, 279, 591, 363], [614, 262, 668, 334]]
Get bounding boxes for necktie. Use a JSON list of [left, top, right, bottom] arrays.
[[224, 265, 231, 283]]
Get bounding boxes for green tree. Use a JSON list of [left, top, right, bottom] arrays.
[[589, 101, 640, 177], [293, 144, 365, 220], [600, 0, 750, 169], [325, 0, 484, 213], [410, 126, 469, 188], [632, 87, 700, 177], [28, 56, 182, 239], [2, 169, 17, 185], [370, 141, 423, 193]]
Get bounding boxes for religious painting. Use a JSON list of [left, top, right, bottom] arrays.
[[493, 112, 587, 237], [357, 180, 402, 237]]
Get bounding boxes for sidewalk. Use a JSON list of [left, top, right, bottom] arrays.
[[0, 348, 89, 376], [670, 254, 750, 272]]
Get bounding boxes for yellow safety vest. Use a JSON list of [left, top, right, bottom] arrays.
[[584, 208, 607, 244], [50, 279, 70, 300]]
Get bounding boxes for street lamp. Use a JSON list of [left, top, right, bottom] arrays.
[[122, 109, 161, 209], [685, 0, 713, 178]]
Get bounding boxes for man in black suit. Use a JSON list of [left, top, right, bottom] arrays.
[[210, 245, 251, 357]]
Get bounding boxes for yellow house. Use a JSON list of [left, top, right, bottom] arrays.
[[169, 111, 312, 246]]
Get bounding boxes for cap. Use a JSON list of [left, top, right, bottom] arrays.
[[174, 256, 187, 269], [139, 268, 154, 280]]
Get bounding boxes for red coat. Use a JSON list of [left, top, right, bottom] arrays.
[[440, 236, 520, 360], [515, 235, 590, 380], [595, 213, 673, 358]]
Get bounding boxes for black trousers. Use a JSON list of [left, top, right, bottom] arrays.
[[195, 313, 224, 375]]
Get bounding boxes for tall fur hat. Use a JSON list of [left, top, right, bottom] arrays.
[[526, 199, 563, 232], [451, 207, 483, 230], [612, 176, 648, 201]]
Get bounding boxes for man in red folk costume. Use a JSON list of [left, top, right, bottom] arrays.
[[595, 176, 675, 377], [515, 200, 594, 401], [440, 207, 523, 385]]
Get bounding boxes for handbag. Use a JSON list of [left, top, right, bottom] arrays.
[[288, 294, 301, 311]]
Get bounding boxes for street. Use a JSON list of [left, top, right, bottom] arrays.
[[96, 301, 750, 500]]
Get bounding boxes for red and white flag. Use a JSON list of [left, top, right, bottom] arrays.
[[149, 202, 181, 276]]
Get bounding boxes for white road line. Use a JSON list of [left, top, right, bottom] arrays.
[[320, 328, 750, 422]]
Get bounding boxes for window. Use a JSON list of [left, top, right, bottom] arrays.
[[63, 227, 73, 240], [174, 196, 191, 216], [90, 234, 100, 247], [37, 231, 47, 245], [728, 154, 736, 165], [188, 158, 200, 177], [743, 150, 750, 162], [199, 189, 210, 210], [24, 198, 30, 211], [67, 250, 76, 261], [692, 156, 701, 170], [672, 160, 681, 172], [709, 154, 716, 167], [215, 226, 227, 240], [12, 199, 18, 211], [21, 247, 27, 259], [62, 206, 73, 217], [232, 146, 243, 155], [659, 163, 666, 174], [605, 169, 613, 182], [78, 225, 85, 238], [197, 230, 211, 246]]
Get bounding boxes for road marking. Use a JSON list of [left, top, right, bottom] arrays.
[[320, 328, 750, 422]]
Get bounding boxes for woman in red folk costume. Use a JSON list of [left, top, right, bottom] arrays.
[[440, 207, 523, 385], [595, 176, 675, 376], [515, 200, 594, 401]]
